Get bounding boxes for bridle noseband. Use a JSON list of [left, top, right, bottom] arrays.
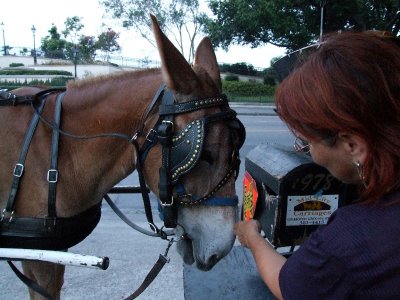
[[133, 85, 246, 228]]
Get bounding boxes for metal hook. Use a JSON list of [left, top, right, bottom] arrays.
[[164, 238, 174, 257]]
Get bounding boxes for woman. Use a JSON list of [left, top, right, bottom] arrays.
[[235, 31, 400, 299]]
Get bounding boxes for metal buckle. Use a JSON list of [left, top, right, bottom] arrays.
[[162, 120, 174, 126], [5, 92, 16, 100], [145, 129, 157, 142], [160, 197, 174, 207], [148, 222, 158, 233], [1, 209, 14, 223], [47, 169, 58, 183], [13, 163, 24, 177], [130, 132, 139, 143]]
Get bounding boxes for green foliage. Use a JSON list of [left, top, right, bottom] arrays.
[[62, 16, 84, 43], [224, 74, 239, 81], [0, 70, 73, 76], [205, 0, 400, 51], [0, 76, 72, 89], [9, 63, 24, 68], [222, 80, 275, 98], [78, 35, 97, 63], [41, 25, 68, 59], [96, 29, 121, 61], [262, 67, 277, 85], [99, 0, 206, 62], [219, 62, 260, 76], [40, 17, 120, 63]]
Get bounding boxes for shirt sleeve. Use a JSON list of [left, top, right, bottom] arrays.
[[278, 225, 352, 300]]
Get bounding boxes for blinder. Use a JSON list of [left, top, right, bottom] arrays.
[[171, 119, 205, 183]]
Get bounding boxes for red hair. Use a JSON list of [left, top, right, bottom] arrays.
[[275, 32, 400, 204]]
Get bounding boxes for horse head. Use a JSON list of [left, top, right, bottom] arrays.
[[144, 15, 245, 271]]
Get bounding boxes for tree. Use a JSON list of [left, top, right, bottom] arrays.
[[204, 0, 400, 52], [99, 0, 207, 62], [62, 16, 85, 45], [40, 17, 121, 64], [78, 35, 98, 63], [41, 25, 68, 59], [96, 28, 121, 62]]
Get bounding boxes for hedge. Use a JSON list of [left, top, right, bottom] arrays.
[[222, 80, 275, 97], [0, 70, 73, 76], [0, 77, 73, 88]]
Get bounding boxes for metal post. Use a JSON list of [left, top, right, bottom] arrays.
[[320, 1, 328, 41], [1, 22, 6, 56], [72, 47, 78, 78], [31, 25, 37, 65]]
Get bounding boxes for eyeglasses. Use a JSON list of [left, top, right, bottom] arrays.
[[293, 136, 310, 153]]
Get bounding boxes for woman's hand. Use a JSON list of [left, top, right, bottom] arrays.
[[234, 219, 262, 248]]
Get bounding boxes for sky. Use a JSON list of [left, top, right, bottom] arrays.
[[1, 0, 286, 69]]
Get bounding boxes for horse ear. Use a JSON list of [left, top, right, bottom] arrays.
[[193, 37, 222, 92], [151, 14, 198, 94]]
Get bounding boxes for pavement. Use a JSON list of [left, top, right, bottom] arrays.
[[230, 103, 276, 116]]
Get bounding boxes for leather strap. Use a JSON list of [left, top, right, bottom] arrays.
[[4, 100, 46, 217], [7, 261, 54, 300], [0, 88, 65, 106], [124, 239, 173, 300], [48, 92, 65, 218], [157, 90, 177, 228], [130, 139, 159, 232], [124, 254, 169, 299], [158, 94, 228, 115], [103, 194, 174, 238]]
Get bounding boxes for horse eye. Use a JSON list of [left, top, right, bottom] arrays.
[[200, 150, 214, 165]]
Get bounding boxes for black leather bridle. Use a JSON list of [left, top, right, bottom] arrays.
[[131, 85, 246, 228]]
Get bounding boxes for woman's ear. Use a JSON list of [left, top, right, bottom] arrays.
[[337, 132, 368, 164]]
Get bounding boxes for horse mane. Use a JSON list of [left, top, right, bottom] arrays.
[[66, 68, 160, 89]]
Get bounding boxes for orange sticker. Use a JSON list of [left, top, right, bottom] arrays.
[[243, 171, 258, 220]]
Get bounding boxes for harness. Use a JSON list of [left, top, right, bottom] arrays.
[[0, 86, 245, 299], [0, 89, 102, 250]]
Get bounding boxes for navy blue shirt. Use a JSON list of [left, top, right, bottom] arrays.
[[279, 193, 400, 299]]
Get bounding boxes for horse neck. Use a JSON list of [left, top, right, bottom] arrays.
[[65, 70, 163, 134], [59, 70, 163, 207]]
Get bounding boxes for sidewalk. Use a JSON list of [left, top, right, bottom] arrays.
[[230, 102, 276, 116]]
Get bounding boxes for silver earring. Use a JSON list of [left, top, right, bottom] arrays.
[[354, 161, 367, 188]]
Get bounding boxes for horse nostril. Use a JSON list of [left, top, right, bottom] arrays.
[[207, 254, 219, 266]]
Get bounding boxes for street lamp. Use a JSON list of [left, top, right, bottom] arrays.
[[31, 25, 37, 65], [0, 22, 6, 56], [72, 47, 79, 78]]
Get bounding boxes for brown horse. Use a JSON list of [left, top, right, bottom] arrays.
[[0, 16, 245, 299]]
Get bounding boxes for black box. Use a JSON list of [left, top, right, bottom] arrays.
[[244, 143, 357, 248]]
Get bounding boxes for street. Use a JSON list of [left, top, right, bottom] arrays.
[[0, 104, 294, 299]]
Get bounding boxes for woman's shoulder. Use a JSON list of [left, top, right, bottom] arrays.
[[315, 193, 400, 253], [331, 191, 400, 225]]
